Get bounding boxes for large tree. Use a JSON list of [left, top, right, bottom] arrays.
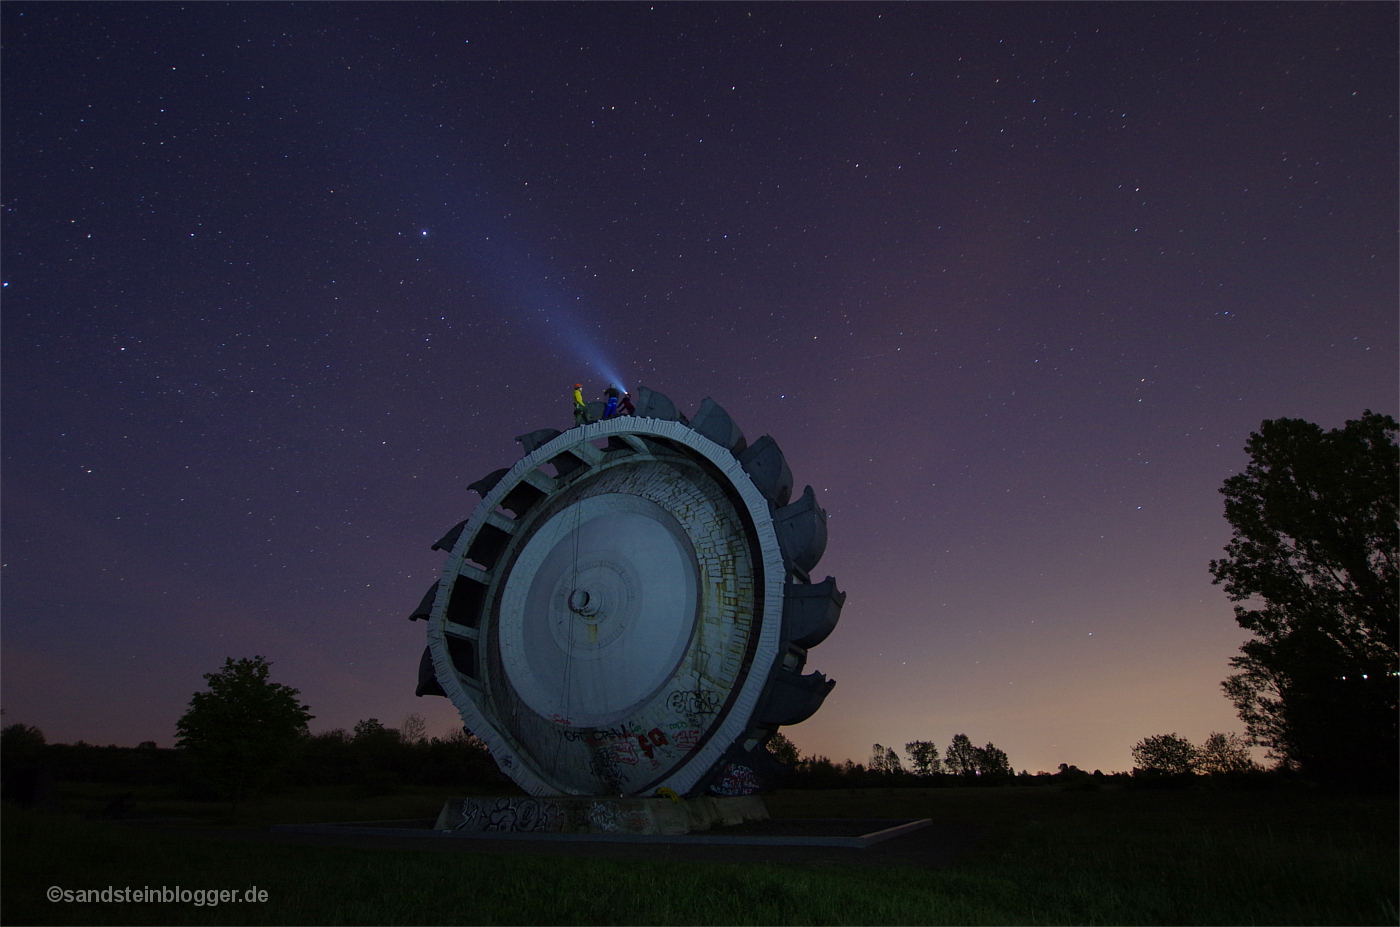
[[1197, 732, 1257, 776], [1131, 733, 1199, 776], [765, 731, 800, 766], [869, 743, 904, 775], [176, 656, 313, 807], [904, 740, 942, 776], [1209, 411, 1397, 787], [972, 742, 1012, 780], [944, 733, 978, 777]]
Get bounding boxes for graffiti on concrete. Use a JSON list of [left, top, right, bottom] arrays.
[[442, 795, 678, 835], [666, 688, 720, 722], [586, 800, 653, 834], [709, 763, 761, 797], [448, 797, 567, 833]]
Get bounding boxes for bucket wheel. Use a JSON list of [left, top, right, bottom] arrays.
[[409, 387, 843, 797]]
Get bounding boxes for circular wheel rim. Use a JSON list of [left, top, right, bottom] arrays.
[[426, 416, 786, 797]]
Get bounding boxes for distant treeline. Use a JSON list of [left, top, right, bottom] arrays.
[[0, 720, 1295, 806], [785, 760, 1093, 789], [0, 720, 509, 804], [776, 757, 1285, 791]]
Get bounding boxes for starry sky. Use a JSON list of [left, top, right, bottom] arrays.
[[3, 2, 1395, 775]]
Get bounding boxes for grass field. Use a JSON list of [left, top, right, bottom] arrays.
[[4, 782, 1396, 925]]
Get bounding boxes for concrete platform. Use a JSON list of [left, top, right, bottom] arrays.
[[269, 816, 932, 849], [432, 794, 769, 836]]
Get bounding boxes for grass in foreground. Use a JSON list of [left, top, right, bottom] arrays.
[[3, 785, 1396, 925]]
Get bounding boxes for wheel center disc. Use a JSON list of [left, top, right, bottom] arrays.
[[547, 557, 635, 653], [498, 492, 700, 727]]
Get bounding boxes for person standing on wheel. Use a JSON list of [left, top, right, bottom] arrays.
[[572, 383, 586, 425]]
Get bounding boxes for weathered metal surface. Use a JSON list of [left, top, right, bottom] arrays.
[[690, 397, 748, 454], [775, 485, 828, 575], [413, 390, 843, 797], [515, 428, 562, 454], [738, 435, 794, 507], [754, 666, 835, 726], [782, 577, 844, 649], [431, 520, 467, 553], [415, 646, 447, 698], [632, 386, 690, 423], [467, 468, 509, 498]]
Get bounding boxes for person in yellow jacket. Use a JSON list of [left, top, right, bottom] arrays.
[[572, 383, 586, 426]]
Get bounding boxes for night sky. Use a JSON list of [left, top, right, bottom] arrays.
[[3, 2, 1395, 776]]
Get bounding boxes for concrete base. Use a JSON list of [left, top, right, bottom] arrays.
[[434, 794, 769, 836]]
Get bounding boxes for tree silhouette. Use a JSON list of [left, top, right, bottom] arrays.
[[1197, 732, 1257, 775], [1210, 411, 1397, 787], [945, 733, 978, 776], [869, 743, 904, 774], [0, 723, 46, 757], [1131, 733, 1198, 776], [353, 717, 396, 742], [766, 731, 800, 765], [175, 656, 312, 808], [401, 712, 428, 745], [904, 740, 942, 776], [973, 742, 1011, 779]]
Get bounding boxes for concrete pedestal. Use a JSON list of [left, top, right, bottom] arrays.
[[435, 794, 768, 836]]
